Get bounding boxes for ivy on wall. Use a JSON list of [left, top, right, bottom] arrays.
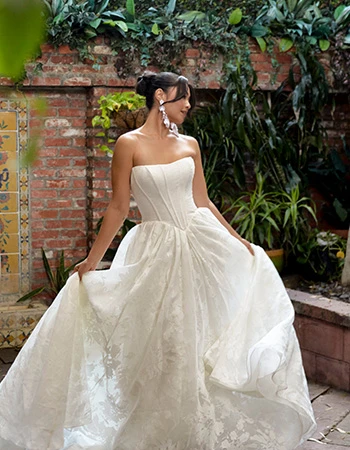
[[43, 0, 350, 85]]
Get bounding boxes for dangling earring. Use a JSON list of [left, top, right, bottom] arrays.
[[159, 100, 179, 137]]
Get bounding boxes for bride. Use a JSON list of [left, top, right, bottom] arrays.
[[0, 71, 316, 450]]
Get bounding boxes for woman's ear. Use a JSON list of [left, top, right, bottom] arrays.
[[154, 88, 164, 104]]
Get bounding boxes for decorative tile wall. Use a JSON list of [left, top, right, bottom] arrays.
[[0, 99, 30, 304], [0, 303, 47, 348]]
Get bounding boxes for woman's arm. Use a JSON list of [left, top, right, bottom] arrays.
[[190, 138, 254, 256], [74, 134, 135, 279]]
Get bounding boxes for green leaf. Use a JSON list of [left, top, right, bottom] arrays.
[[319, 39, 330, 51], [116, 20, 128, 32], [344, 35, 350, 45], [17, 286, 46, 302], [279, 38, 294, 52], [334, 4, 346, 20], [151, 23, 159, 35], [89, 18, 102, 29], [256, 37, 267, 52], [166, 0, 176, 15], [178, 11, 205, 22], [41, 248, 55, 289], [250, 24, 268, 37], [126, 0, 135, 17], [228, 8, 242, 25], [0, 0, 46, 80]]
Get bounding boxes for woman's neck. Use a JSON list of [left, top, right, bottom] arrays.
[[139, 108, 170, 139]]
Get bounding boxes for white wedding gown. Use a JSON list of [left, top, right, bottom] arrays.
[[0, 156, 316, 450]]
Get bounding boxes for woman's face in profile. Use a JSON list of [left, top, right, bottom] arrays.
[[163, 86, 191, 125]]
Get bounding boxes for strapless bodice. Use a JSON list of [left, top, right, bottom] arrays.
[[130, 156, 197, 229]]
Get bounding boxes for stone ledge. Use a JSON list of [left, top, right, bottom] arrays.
[[288, 288, 350, 328], [0, 302, 48, 349]]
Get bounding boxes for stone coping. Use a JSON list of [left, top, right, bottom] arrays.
[[288, 288, 350, 329]]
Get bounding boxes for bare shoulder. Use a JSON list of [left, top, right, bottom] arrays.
[[115, 130, 138, 149], [113, 131, 140, 162], [180, 134, 201, 161], [181, 134, 199, 148]]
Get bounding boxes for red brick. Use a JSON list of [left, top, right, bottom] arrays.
[[45, 137, 72, 147], [42, 64, 68, 74], [46, 179, 70, 189], [30, 180, 45, 189], [73, 159, 87, 167], [208, 80, 221, 89], [58, 108, 82, 117], [185, 48, 200, 58], [0, 77, 14, 86], [31, 189, 58, 199], [75, 199, 87, 207], [29, 118, 44, 128], [72, 179, 86, 188], [257, 73, 271, 82], [45, 118, 71, 128], [71, 118, 86, 127], [71, 66, 99, 74], [41, 130, 57, 138], [50, 55, 75, 64], [60, 220, 85, 229], [63, 77, 92, 86], [43, 239, 73, 248], [301, 317, 344, 360], [57, 169, 86, 178], [32, 169, 56, 178], [45, 158, 72, 167], [31, 107, 57, 118], [60, 210, 86, 218], [47, 199, 72, 208], [75, 238, 87, 247], [32, 76, 62, 86], [40, 148, 58, 158], [69, 99, 86, 108], [316, 355, 350, 391], [252, 62, 273, 72], [93, 169, 109, 178], [59, 148, 85, 157], [64, 229, 86, 238], [250, 53, 271, 63], [32, 230, 61, 240], [40, 43, 55, 53], [91, 201, 109, 209], [46, 98, 70, 107], [58, 45, 78, 54], [32, 209, 58, 219], [31, 220, 45, 229], [72, 138, 86, 147], [93, 180, 111, 189]]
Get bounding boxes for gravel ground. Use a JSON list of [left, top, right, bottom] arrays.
[[297, 279, 350, 304]]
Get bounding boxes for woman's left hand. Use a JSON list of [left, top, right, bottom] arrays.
[[241, 238, 255, 256]]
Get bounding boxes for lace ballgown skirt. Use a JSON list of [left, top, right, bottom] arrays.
[[0, 156, 316, 449]]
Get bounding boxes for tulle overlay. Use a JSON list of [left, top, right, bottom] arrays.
[[0, 157, 316, 449]]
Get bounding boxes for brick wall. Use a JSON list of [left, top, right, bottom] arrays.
[[294, 314, 350, 391], [0, 37, 349, 294], [27, 90, 89, 288]]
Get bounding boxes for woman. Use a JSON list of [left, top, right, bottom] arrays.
[[0, 71, 315, 449]]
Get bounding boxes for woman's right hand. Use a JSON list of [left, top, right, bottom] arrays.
[[73, 258, 97, 281]]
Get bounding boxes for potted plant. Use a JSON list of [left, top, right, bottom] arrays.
[[92, 91, 146, 153], [225, 173, 317, 272]]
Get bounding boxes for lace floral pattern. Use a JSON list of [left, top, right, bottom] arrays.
[[0, 157, 316, 449]]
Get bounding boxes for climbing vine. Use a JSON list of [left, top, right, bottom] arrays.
[[43, 0, 350, 85]]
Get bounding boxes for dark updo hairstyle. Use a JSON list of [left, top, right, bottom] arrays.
[[136, 71, 196, 112]]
